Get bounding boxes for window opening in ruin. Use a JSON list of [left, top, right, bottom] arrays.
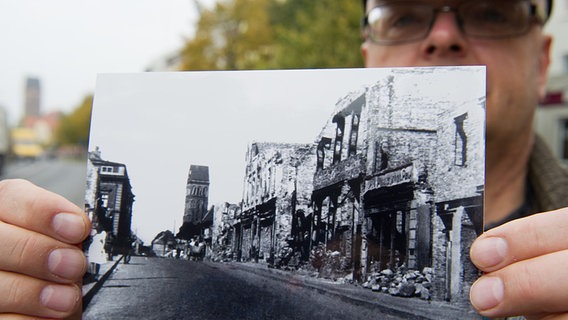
[[381, 146, 389, 170], [332, 115, 345, 164], [454, 113, 468, 166], [348, 113, 360, 156], [316, 137, 332, 170], [374, 141, 389, 172]]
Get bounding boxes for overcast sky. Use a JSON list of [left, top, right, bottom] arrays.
[[0, 0, 215, 125]]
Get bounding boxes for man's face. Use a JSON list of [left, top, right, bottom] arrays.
[[362, 0, 552, 146]]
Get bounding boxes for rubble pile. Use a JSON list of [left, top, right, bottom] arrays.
[[307, 245, 352, 281], [210, 247, 234, 263], [362, 267, 433, 300], [271, 245, 304, 270]]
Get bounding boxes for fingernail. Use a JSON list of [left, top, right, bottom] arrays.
[[52, 213, 86, 242], [472, 237, 508, 268], [40, 285, 79, 312], [48, 248, 86, 280], [470, 276, 504, 311]]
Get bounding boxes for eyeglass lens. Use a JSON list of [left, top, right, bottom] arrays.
[[366, 0, 534, 44]]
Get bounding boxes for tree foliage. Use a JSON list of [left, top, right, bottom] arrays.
[[54, 95, 92, 147], [179, 0, 364, 70], [269, 0, 364, 68], [180, 0, 275, 70]]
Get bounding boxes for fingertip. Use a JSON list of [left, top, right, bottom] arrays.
[[470, 236, 508, 270], [470, 276, 504, 314], [47, 248, 88, 281], [52, 212, 90, 244], [0, 271, 82, 319], [39, 283, 81, 313]]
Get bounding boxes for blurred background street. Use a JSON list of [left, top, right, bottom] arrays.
[[0, 158, 86, 206]]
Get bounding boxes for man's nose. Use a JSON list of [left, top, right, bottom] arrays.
[[421, 11, 467, 58]]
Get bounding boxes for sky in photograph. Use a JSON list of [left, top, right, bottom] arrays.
[[90, 69, 382, 243], [88, 67, 485, 244], [0, 0, 214, 125]]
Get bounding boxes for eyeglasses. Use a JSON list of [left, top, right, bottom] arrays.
[[362, 0, 546, 45]]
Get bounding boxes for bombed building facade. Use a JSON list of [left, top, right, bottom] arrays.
[[226, 69, 484, 304], [233, 142, 317, 263], [210, 202, 241, 261], [311, 71, 484, 303]]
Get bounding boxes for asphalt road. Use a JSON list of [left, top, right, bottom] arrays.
[[83, 256, 402, 320], [0, 158, 87, 207]]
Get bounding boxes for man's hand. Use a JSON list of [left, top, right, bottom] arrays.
[[0, 179, 90, 319], [470, 208, 568, 319]]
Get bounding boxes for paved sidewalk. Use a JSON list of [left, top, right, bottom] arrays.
[[224, 261, 482, 320], [82, 256, 123, 309]]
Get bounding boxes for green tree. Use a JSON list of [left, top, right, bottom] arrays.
[[269, 0, 364, 69], [55, 95, 92, 148], [180, 0, 275, 70], [178, 0, 363, 71]]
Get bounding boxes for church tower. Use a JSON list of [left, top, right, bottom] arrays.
[[182, 165, 210, 231]]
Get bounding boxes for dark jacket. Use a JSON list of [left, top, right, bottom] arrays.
[[487, 135, 568, 230], [529, 135, 568, 213]]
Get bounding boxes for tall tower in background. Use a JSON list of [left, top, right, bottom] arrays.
[[24, 77, 41, 118], [183, 165, 210, 226], [178, 165, 210, 239]]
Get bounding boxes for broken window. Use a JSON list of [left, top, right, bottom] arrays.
[[316, 137, 332, 170], [332, 115, 345, 164], [454, 113, 468, 166], [348, 113, 360, 156], [374, 141, 389, 172]]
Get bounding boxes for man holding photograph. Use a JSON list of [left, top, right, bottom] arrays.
[[361, 0, 568, 318], [0, 0, 567, 319]]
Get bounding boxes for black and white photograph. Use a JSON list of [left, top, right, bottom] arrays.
[[82, 66, 485, 319]]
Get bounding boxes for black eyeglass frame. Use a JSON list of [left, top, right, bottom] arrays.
[[361, 0, 547, 45]]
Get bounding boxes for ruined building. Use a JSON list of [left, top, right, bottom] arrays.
[[85, 148, 135, 257], [234, 142, 316, 263], [311, 70, 484, 303], [210, 202, 241, 261], [227, 69, 484, 304]]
